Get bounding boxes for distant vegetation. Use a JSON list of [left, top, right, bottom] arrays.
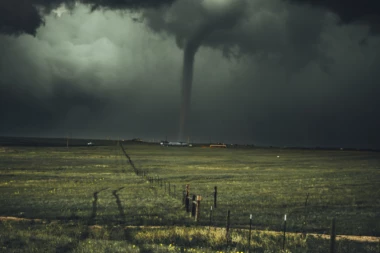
[[0, 137, 379, 252]]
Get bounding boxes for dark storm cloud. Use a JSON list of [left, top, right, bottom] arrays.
[[0, 7, 183, 139], [0, 75, 108, 135], [142, 0, 333, 73], [81, 0, 176, 11], [0, 0, 380, 149], [284, 0, 380, 33], [0, 0, 176, 36]]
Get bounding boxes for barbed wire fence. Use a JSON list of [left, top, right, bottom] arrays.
[[118, 143, 378, 252]]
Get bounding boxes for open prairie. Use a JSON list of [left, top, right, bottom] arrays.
[[0, 138, 379, 252]]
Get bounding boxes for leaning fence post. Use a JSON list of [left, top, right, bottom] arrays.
[[226, 210, 231, 245], [330, 217, 336, 253], [214, 186, 217, 208], [283, 214, 287, 250]]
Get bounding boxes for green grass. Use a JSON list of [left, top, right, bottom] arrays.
[[0, 142, 379, 252], [126, 145, 380, 235]]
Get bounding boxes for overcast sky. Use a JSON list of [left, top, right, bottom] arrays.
[[0, 0, 379, 148]]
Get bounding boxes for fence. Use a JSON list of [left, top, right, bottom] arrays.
[[119, 144, 376, 252]]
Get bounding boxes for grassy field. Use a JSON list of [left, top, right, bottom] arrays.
[[0, 138, 379, 252]]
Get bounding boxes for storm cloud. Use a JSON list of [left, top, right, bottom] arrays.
[[0, 0, 379, 148], [0, 0, 176, 36], [285, 0, 380, 33]]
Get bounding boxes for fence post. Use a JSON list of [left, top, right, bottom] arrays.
[[164, 181, 166, 193], [214, 186, 217, 208], [330, 217, 336, 253], [195, 195, 201, 222], [185, 185, 190, 212], [191, 195, 196, 217], [283, 214, 287, 250], [302, 192, 310, 237], [226, 210, 231, 246], [248, 214, 252, 252], [173, 185, 176, 198], [210, 206, 213, 227], [168, 182, 171, 196]]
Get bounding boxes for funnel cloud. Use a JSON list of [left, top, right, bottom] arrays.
[[178, 0, 245, 141], [179, 23, 217, 141]]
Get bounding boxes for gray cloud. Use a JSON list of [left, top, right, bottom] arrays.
[[0, 1, 379, 148], [142, 0, 335, 75], [0, 0, 176, 36], [284, 0, 380, 34]]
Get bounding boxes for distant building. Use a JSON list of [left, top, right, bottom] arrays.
[[210, 144, 226, 148]]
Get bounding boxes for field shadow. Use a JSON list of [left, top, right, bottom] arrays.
[[112, 187, 132, 241], [56, 187, 109, 252], [112, 187, 126, 222], [89, 188, 109, 226]]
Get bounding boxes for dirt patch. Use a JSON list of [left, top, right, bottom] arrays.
[[0, 216, 43, 223], [0, 216, 379, 243]]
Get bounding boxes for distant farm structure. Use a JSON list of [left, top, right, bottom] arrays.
[[210, 144, 227, 148], [160, 141, 189, 147]]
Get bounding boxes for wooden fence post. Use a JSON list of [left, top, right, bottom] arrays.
[[173, 185, 176, 198], [248, 214, 252, 252], [283, 214, 287, 250], [195, 195, 201, 222], [191, 195, 196, 217], [185, 185, 190, 212], [210, 206, 213, 227], [302, 192, 310, 237], [214, 186, 217, 208], [168, 182, 171, 196], [226, 210, 231, 245], [330, 217, 336, 253]]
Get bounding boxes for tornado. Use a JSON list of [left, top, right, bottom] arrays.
[[177, 0, 245, 141], [178, 24, 214, 141]]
